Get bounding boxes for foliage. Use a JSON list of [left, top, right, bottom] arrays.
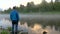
[[1, 30, 9, 34], [1, 1, 60, 13], [7, 27, 12, 31]]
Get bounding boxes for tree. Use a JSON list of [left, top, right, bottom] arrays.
[[26, 2, 35, 12], [20, 4, 25, 12], [4, 8, 12, 13]]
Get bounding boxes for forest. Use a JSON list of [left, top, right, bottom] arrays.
[[1, 0, 60, 13]]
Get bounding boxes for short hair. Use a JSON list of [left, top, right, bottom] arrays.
[[13, 6, 16, 9]]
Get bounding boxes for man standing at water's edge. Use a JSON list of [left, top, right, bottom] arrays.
[[10, 6, 19, 34]]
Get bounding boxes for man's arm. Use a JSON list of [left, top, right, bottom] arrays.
[[16, 11, 19, 21], [10, 12, 12, 20]]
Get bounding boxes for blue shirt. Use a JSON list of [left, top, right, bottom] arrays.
[[10, 9, 19, 21]]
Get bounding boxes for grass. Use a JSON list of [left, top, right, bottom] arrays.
[[0, 30, 10, 34], [20, 11, 60, 15], [1, 11, 60, 14]]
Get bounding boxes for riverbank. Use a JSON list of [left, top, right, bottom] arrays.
[[1, 11, 60, 15]]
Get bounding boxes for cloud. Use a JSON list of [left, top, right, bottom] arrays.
[[0, 0, 42, 10]]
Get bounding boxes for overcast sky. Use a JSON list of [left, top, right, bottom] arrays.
[[0, 0, 55, 10]]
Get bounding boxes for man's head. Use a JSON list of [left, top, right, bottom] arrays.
[[13, 6, 16, 9]]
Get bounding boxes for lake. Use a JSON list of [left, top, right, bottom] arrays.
[[0, 14, 60, 34]]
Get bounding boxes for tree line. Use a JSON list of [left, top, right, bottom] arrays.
[[2, 1, 60, 13]]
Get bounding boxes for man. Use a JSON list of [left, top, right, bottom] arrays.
[[10, 6, 19, 34]]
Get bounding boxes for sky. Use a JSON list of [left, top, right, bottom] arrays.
[[0, 0, 55, 10]]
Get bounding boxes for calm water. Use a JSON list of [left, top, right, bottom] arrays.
[[0, 14, 60, 34]]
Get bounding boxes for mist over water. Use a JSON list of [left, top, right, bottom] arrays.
[[0, 18, 60, 34], [0, 14, 60, 34]]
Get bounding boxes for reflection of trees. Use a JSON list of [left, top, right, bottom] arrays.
[[20, 17, 60, 31]]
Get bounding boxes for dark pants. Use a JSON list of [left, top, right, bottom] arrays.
[[12, 20, 18, 34]]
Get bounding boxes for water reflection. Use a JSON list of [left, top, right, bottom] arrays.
[[0, 18, 60, 34], [0, 14, 60, 34], [29, 24, 60, 34], [32, 24, 42, 31]]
